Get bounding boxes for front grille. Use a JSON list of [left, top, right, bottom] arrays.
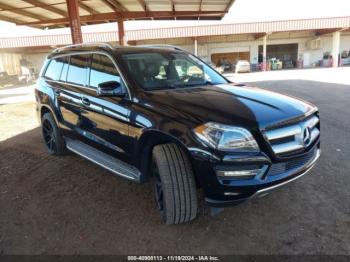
[[268, 147, 317, 176], [264, 114, 320, 156]]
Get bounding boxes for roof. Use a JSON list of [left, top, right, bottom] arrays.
[[47, 43, 186, 58], [0, 0, 235, 28], [1, 16, 349, 49]]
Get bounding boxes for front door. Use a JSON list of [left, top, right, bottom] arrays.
[[76, 53, 133, 159]]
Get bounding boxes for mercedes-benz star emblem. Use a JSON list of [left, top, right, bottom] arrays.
[[303, 126, 311, 147]]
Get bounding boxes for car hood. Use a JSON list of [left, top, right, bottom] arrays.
[[140, 83, 317, 130]]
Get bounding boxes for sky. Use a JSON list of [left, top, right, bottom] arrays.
[[0, 0, 349, 37]]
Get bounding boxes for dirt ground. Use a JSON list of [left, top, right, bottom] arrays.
[[0, 80, 349, 255], [0, 103, 38, 141]]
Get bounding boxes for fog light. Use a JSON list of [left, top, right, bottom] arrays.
[[216, 169, 261, 179]]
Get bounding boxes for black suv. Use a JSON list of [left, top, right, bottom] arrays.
[[36, 43, 320, 224]]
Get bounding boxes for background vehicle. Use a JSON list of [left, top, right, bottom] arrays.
[[235, 60, 251, 73], [35, 43, 320, 224], [217, 60, 233, 72]]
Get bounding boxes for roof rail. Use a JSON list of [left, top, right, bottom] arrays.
[[137, 44, 187, 52], [53, 42, 115, 53]]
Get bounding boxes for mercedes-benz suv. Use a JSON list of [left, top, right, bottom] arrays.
[[35, 43, 320, 224]]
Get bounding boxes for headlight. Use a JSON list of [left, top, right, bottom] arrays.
[[194, 122, 259, 152]]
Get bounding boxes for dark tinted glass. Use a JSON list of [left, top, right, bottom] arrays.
[[59, 56, 69, 81], [89, 54, 121, 88], [44, 57, 65, 80], [67, 54, 90, 86], [122, 52, 228, 91]]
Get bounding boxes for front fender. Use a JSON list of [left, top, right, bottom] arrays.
[[134, 126, 216, 184]]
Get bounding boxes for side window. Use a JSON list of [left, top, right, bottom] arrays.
[[67, 54, 90, 86], [44, 57, 65, 80], [59, 56, 69, 82], [89, 54, 122, 88]]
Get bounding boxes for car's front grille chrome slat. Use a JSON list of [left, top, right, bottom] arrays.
[[265, 115, 320, 155]]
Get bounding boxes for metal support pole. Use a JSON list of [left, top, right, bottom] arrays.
[[118, 17, 125, 46], [332, 31, 340, 67], [262, 34, 267, 71], [66, 0, 83, 44], [194, 38, 198, 56]]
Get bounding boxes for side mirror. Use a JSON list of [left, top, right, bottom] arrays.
[[96, 81, 125, 97]]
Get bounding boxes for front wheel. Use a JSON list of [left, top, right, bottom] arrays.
[[152, 143, 198, 224]]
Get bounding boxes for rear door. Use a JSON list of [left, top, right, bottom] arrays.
[[56, 54, 90, 135]]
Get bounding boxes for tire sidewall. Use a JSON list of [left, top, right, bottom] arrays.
[[41, 112, 64, 155], [152, 144, 198, 224]]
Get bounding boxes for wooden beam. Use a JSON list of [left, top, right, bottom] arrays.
[[78, 1, 98, 15], [223, 0, 235, 18], [0, 2, 48, 21], [0, 1, 67, 11], [0, 14, 25, 25], [198, 0, 203, 20], [102, 0, 127, 12], [117, 17, 124, 46], [18, 11, 227, 25], [66, 0, 83, 44], [137, 0, 147, 11], [170, 0, 175, 15], [22, 0, 67, 17], [112, 0, 128, 11], [199, 0, 203, 11], [226, 0, 236, 11], [101, 0, 117, 11]]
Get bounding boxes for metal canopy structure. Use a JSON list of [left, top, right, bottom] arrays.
[[0, 0, 235, 45]]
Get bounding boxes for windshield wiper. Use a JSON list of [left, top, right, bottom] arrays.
[[168, 80, 215, 89]]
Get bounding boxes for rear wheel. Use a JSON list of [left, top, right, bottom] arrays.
[[41, 112, 66, 155], [152, 143, 198, 224]]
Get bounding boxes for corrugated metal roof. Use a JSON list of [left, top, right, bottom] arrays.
[[0, 0, 235, 28], [0, 16, 349, 49], [126, 16, 350, 39]]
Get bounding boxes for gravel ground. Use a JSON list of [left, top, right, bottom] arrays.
[[0, 79, 349, 255]]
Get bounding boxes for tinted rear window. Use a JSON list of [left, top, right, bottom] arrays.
[[44, 57, 65, 81], [67, 54, 90, 86]]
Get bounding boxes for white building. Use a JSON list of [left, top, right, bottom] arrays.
[[0, 16, 350, 75]]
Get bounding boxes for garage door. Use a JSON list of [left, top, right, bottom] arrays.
[[258, 43, 298, 68], [211, 52, 250, 67]]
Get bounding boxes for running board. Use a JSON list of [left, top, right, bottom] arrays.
[[65, 137, 141, 182]]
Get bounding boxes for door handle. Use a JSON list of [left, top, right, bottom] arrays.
[[81, 97, 90, 106]]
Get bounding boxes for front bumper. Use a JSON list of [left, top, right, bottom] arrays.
[[191, 143, 321, 207]]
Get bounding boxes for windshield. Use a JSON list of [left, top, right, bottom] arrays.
[[121, 51, 228, 91]]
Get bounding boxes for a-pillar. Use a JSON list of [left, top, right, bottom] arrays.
[[118, 16, 125, 46], [332, 31, 340, 67], [66, 0, 83, 44]]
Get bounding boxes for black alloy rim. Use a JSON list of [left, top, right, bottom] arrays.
[[42, 119, 56, 152], [153, 161, 164, 216]]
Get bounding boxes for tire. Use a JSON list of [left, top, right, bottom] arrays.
[[41, 112, 66, 155], [152, 143, 198, 224]]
